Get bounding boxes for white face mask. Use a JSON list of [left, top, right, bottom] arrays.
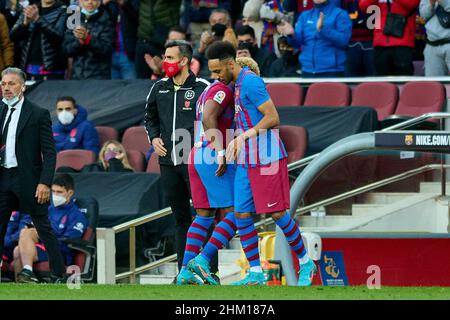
[[2, 95, 20, 107], [57, 110, 75, 125], [52, 194, 67, 207]]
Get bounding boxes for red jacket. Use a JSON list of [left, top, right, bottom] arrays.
[[359, 0, 419, 48]]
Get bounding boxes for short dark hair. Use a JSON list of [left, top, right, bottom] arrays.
[[237, 41, 253, 52], [206, 41, 236, 61], [53, 173, 75, 191], [169, 26, 187, 35], [56, 96, 76, 107], [236, 25, 256, 40], [165, 40, 193, 63]]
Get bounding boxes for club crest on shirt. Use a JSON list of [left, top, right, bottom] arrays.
[[185, 90, 195, 100], [213, 91, 226, 104]]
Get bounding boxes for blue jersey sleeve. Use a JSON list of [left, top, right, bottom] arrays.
[[243, 74, 271, 109]]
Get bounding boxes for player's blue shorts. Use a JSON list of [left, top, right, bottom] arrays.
[[188, 146, 236, 209]]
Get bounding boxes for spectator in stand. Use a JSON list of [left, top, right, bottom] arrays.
[[104, 0, 138, 79], [268, 36, 301, 77], [134, 0, 181, 79], [242, 0, 295, 56], [420, 0, 450, 76], [11, 174, 88, 283], [195, 8, 237, 78], [359, 0, 420, 76], [278, 0, 352, 78], [0, 12, 14, 71], [81, 140, 134, 172], [9, 0, 67, 80], [236, 25, 277, 76], [63, 0, 114, 79], [236, 41, 253, 58], [181, 0, 232, 47], [0, 0, 24, 29], [52, 96, 100, 154], [144, 27, 201, 79], [342, 0, 375, 76]]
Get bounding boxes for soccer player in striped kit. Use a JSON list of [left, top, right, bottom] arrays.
[[177, 57, 262, 285], [206, 41, 316, 286], [176, 67, 237, 285]]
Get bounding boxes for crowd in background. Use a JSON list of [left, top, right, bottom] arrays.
[[0, 0, 449, 82]]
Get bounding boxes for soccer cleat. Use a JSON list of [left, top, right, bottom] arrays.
[[176, 268, 204, 285], [231, 271, 266, 286], [297, 259, 317, 286], [16, 269, 39, 284], [187, 255, 219, 285]]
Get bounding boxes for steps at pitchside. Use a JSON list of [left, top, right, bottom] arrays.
[[139, 243, 243, 285], [140, 183, 450, 284]]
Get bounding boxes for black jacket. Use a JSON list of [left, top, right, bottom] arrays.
[[0, 99, 56, 215], [103, 0, 138, 61], [144, 72, 209, 166], [63, 6, 114, 79], [9, 1, 67, 71]]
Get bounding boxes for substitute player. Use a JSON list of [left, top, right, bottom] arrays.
[[176, 71, 237, 285], [177, 57, 262, 285], [206, 41, 316, 286]]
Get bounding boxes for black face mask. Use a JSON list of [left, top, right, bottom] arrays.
[[211, 23, 227, 38], [280, 50, 298, 65]]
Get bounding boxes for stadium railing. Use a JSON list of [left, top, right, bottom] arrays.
[[96, 77, 450, 284]]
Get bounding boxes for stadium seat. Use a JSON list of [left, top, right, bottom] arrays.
[[127, 150, 145, 172], [122, 126, 151, 155], [394, 81, 446, 118], [146, 152, 160, 174], [96, 126, 119, 147], [351, 82, 398, 120], [266, 83, 303, 107], [304, 82, 350, 107], [278, 125, 308, 164], [56, 150, 96, 171], [34, 197, 99, 282]]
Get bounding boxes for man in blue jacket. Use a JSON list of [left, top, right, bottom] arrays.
[[52, 96, 100, 155], [278, 0, 352, 77], [11, 174, 88, 283]]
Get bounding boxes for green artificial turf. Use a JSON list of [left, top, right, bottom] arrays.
[[0, 284, 449, 300]]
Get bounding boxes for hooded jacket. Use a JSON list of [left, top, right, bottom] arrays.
[[420, 0, 450, 43], [47, 200, 88, 265], [63, 6, 114, 79], [288, 1, 352, 74], [9, 1, 67, 71], [52, 104, 100, 154]]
